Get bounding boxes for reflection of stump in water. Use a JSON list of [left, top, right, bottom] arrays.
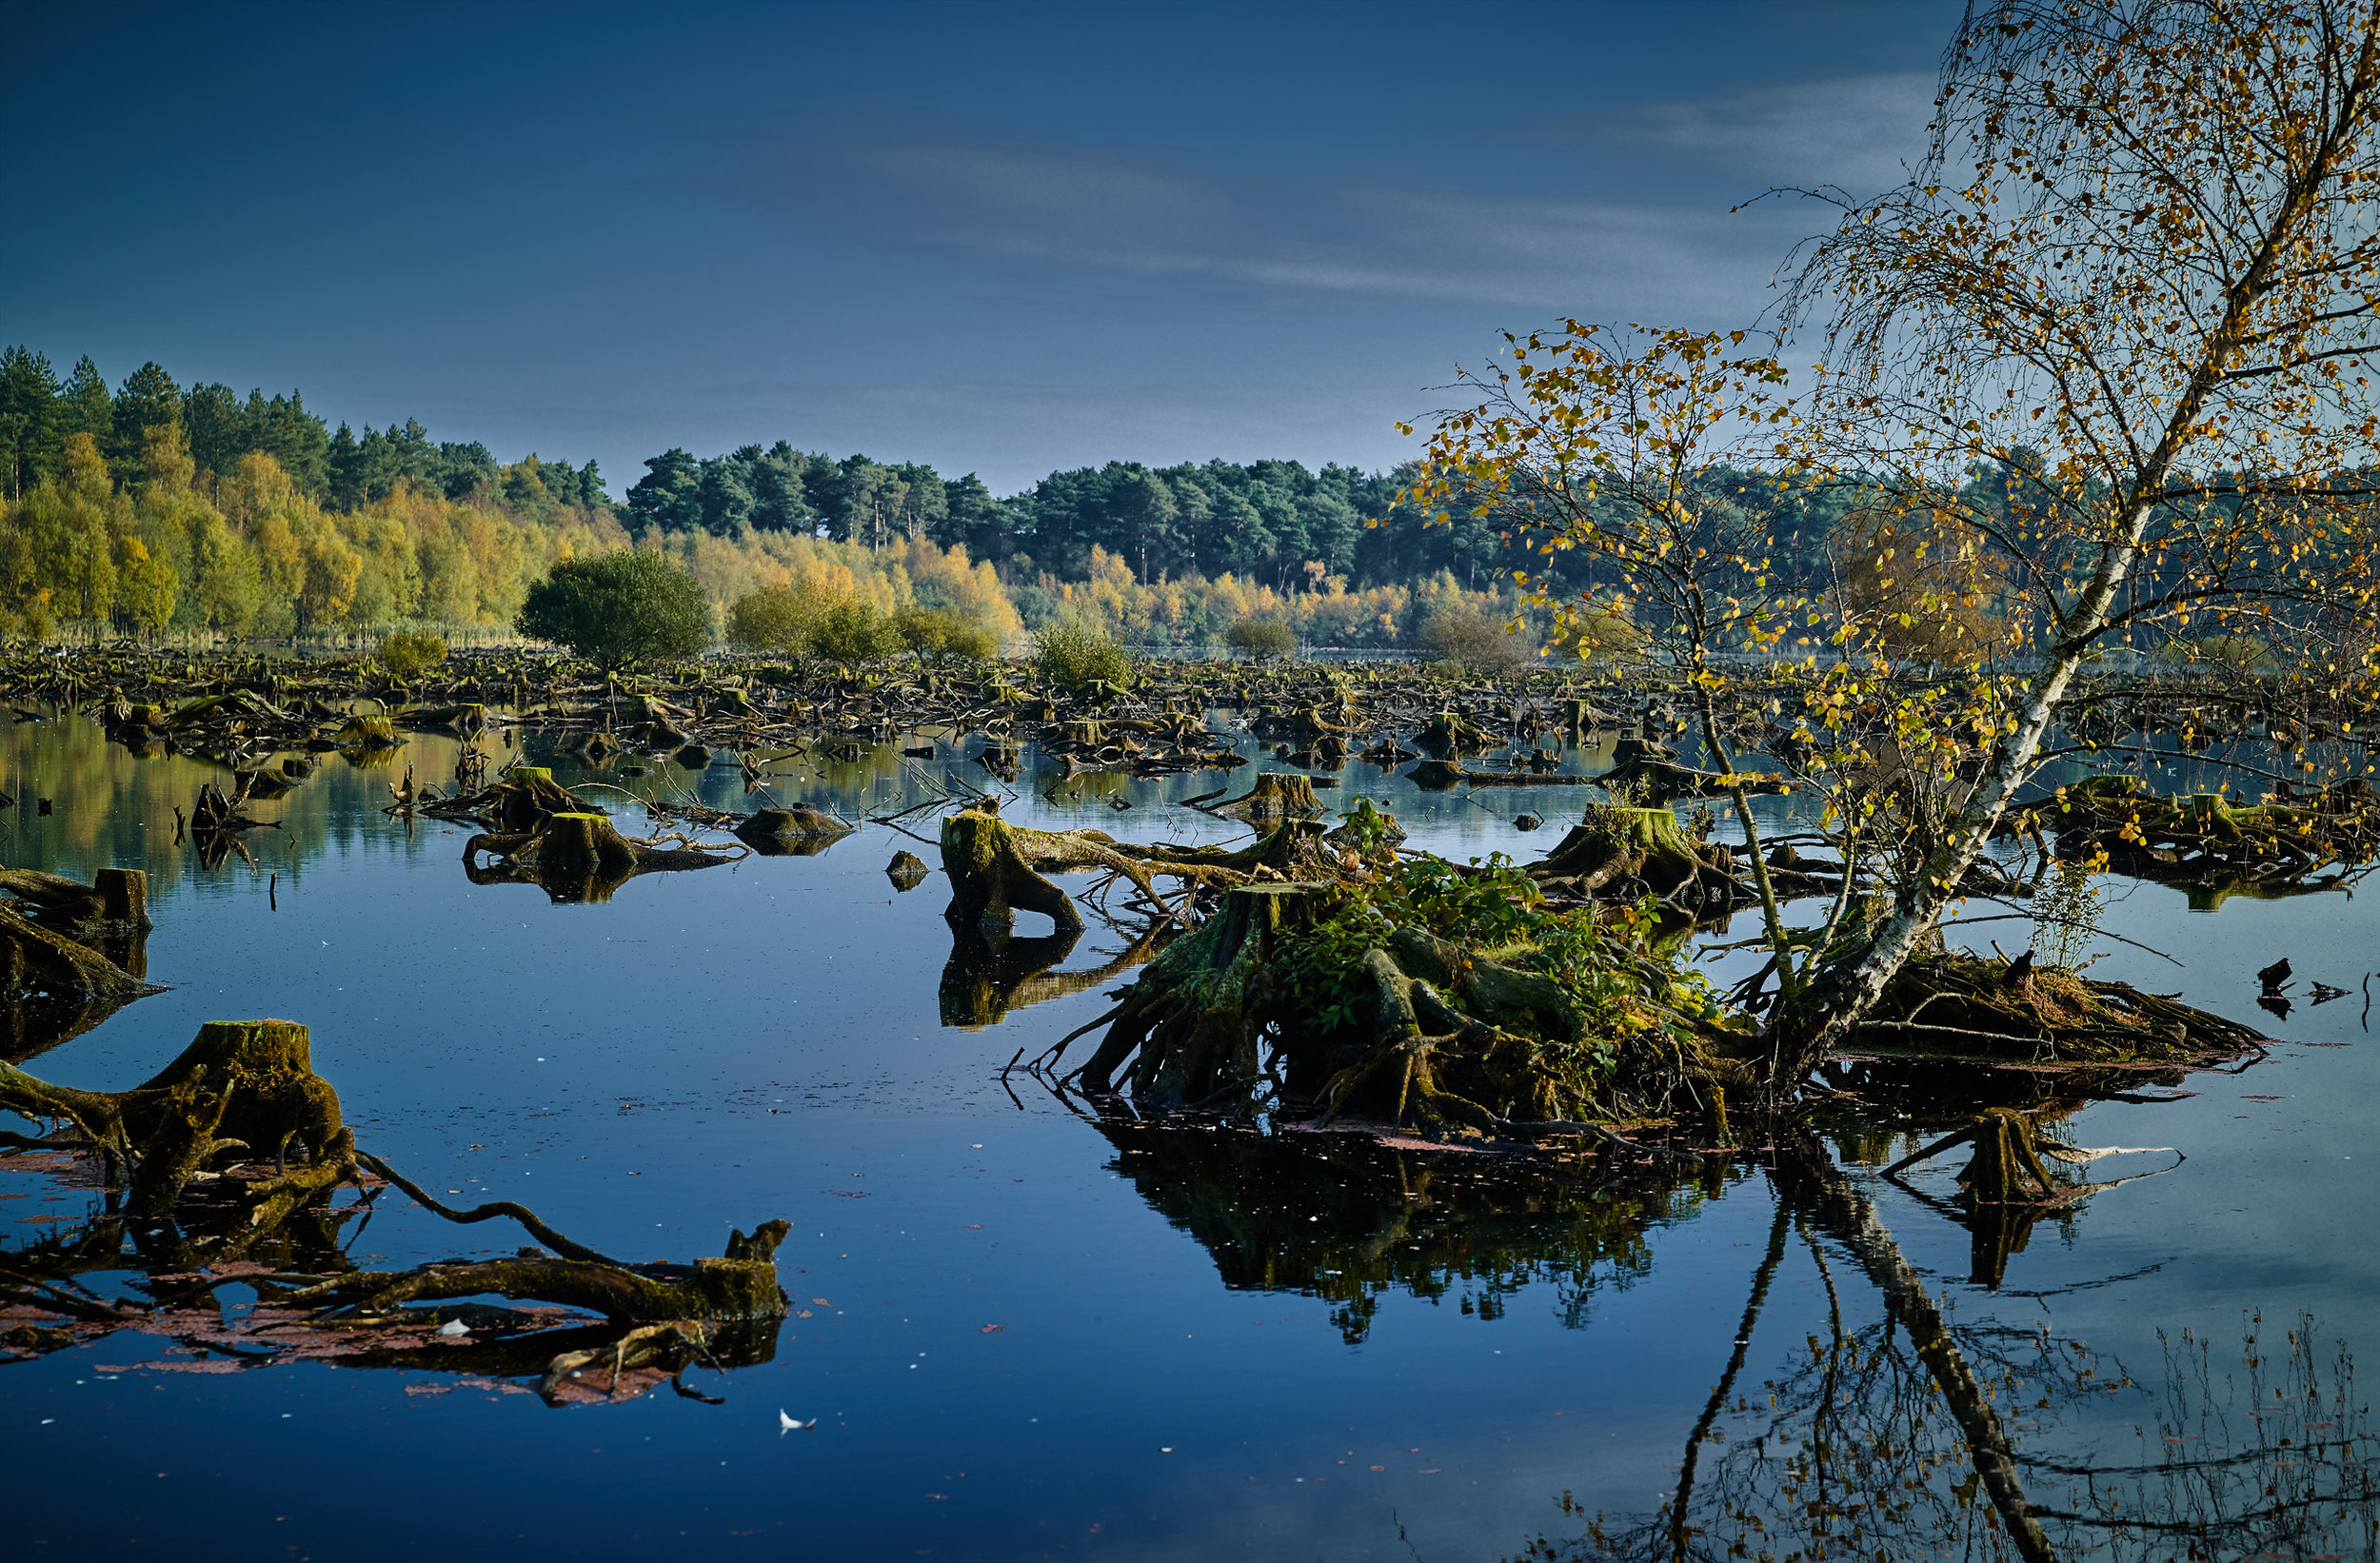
[[463, 810, 737, 904], [1881, 1106, 2181, 1290], [939, 923, 1166, 1028], [0, 1018, 791, 1403], [1092, 1101, 1713, 1344]]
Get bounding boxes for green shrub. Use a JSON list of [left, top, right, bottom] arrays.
[[379, 628, 447, 680], [1033, 618, 1132, 685], [811, 598, 902, 666], [1415, 603, 1535, 674], [729, 577, 861, 658], [514, 550, 708, 669], [895, 604, 998, 661], [1224, 616, 1298, 659]]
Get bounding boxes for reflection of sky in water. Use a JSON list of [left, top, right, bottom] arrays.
[[3, 708, 2377, 1559]]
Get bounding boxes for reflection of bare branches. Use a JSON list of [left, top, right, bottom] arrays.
[[1531, 1145, 2380, 1563]]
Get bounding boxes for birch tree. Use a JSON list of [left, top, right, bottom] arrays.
[[1765, 0, 2380, 1078]]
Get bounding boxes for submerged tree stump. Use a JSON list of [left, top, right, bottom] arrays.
[[733, 805, 853, 850], [464, 809, 734, 903], [0, 867, 149, 931], [488, 766, 593, 832], [1416, 710, 1492, 755]]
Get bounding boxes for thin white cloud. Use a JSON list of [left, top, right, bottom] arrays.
[[1529, 71, 1939, 193], [733, 137, 1814, 321]]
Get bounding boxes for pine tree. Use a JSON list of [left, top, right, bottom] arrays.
[[109, 361, 182, 470], [0, 346, 61, 499], [59, 357, 113, 457], [327, 423, 364, 510]]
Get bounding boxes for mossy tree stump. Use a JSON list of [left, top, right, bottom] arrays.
[[1532, 805, 1743, 904], [1416, 710, 1490, 756], [0, 1019, 347, 1217], [733, 806, 852, 848], [942, 806, 1084, 937], [1216, 772, 1322, 821]]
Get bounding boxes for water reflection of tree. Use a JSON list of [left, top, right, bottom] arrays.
[[1090, 1104, 1733, 1343], [0, 716, 474, 898], [1521, 1140, 2380, 1563]]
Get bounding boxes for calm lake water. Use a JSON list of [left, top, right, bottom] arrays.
[[3, 702, 2375, 1560]]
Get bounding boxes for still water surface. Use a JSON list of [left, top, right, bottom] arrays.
[[3, 709, 2375, 1560]]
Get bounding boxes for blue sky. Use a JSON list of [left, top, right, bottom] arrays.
[[4, 0, 1960, 493]]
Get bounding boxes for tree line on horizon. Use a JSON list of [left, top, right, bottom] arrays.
[[0, 346, 1590, 652]]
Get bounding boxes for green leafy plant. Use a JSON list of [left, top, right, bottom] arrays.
[[894, 604, 998, 661], [1032, 618, 1132, 686], [378, 628, 446, 681], [809, 599, 900, 666]]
